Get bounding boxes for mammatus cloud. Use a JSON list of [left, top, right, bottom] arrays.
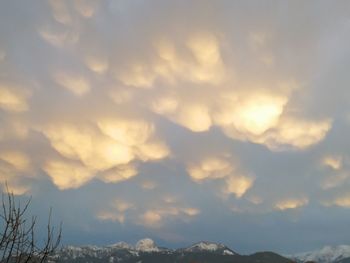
[[97, 197, 200, 228], [53, 71, 91, 96], [187, 155, 254, 198], [39, 119, 169, 190], [2, 0, 350, 248]]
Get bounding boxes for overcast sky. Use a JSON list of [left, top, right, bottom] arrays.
[[1, 0, 350, 254]]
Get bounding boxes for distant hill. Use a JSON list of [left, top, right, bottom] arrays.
[[50, 238, 295, 263]]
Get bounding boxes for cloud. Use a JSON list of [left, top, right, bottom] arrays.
[[141, 180, 158, 190], [0, 150, 33, 195], [97, 197, 200, 228], [48, 0, 72, 25], [224, 175, 255, 198], [323, 195, 350, 208], [322, 155, 343, 170], [0, 85, 29, 112], [275, 198, 309, 210], [1, 0, 350, 250], [97, 118, 154, 147], [41, 123, 135, 171], [38, 26, 79, 48], [84, 54, 109, 74], [319, 154, 350, 190], [214, 91, 288, 136], [97, 199, 135, 224], [115, 32, 225, 90], [141, 211, 163, 227], [43, 160, 93, 190], [39, 120, 169, 189], [97, 117, 169, 161], [321, 172, 349, 190], [53, 71, 91, 96], [99, 164, 137, 184], [170, 103, 212, 132], [138, 206, 200, 228], [187, 157, 234, 182], [263, 116, 331, 150], [0, 151, 30, 171], [187, 155, 254, 198], [74, 0, 99, 18], [97, 212, 126, 224]]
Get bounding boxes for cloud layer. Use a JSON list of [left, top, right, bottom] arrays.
[[1, 0, 350, 253]]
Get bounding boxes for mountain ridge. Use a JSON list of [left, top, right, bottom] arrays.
[[291, 245, 350, 263], [52, 239, 350, 263], [52, 238, 293, 263]]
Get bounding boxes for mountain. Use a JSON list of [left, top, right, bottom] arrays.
[[51, 238, 294, 263], [291, 245, 350, 263], [182, 241, 236, 255]]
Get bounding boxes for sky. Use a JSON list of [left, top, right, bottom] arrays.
[[1, 0, 350, 255]]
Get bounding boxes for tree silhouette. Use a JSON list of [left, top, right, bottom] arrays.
[[0, 187, 61, 263]]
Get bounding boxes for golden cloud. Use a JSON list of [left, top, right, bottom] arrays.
[[43, 160, 94, 190], [187, 157, 233, 182], [117, 32, 225, 89], [141, 210, 163, 227], [322, 155, 342, 170], [116, 63, 157, 89], [97, 118, 154, 146], [224, 175, 255, 198], [215, 91, 287, 136], [172, 103, 212, 132], [0, 151, 30, 171], [188, 155, 254, 198], [185, 33, 225, 84], [275, 197, 309, 210], [38, 118, 169, 189], [331, 196, 350, 208], [0, 85, 29, 112], [138, 206, 200, 228], [41, 123, 135, 171], [99, 164, 137, 184], [0, 157, 33, 195], [266, 117, 332, 149]]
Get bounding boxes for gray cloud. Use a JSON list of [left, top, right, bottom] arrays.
[[1, 0, 350, 254]]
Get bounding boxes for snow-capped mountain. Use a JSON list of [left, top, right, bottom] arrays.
[[135, 238, 161, 252], [292, 245, 350, 263], [53, 239, 293, 263], [183, 241, 236, 255]]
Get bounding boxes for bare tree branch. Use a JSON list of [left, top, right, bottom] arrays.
[[0, 186, 62, 263]]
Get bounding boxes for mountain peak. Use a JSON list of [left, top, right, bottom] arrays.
[[185, 241, 236, 255], [135, 238, 160, 252]]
